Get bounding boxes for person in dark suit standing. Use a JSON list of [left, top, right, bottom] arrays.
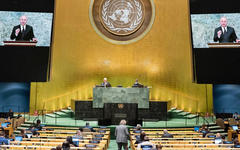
[[115, 119, 129, 150], [10, 15, 37, 41], [101, 77, 111, 87], [213, 17, 239, 43]]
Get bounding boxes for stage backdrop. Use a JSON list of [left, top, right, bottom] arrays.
[[29, 0, 213, 113]]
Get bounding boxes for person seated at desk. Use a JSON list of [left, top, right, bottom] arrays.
[[233, 112, 239, 120], [134, 124, 142, 132], [66, 136, 78, 147], [84, 122, 96, 132], [73, 130, 83, 139], [214, 133, 223, 144], [133, 79, 144, 88], [0, 132, 9, 145], [200, 124, 209, 138], [28, 120, 42, 136], [135, 131, 146, 144], [34, 119, 42, 131], [62, 141, 71, 150], [161, 129, 173, 138], [28, 126, 39, 136], [101, 77, 111, 87]]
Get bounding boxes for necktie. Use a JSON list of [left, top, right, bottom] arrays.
[[224, 27, 227, 34], [21, 26, 25, 40]]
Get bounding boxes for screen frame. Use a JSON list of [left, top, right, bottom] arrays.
[[0, 0, 55, 82], [189, 0, 240, 84]]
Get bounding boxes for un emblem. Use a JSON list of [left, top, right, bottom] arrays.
[[100, 0, 144, 35], [90, 0, 155, 44], [118, 104, 124, 109]]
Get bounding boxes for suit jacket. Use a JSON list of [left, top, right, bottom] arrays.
[[101, 82, 111, 87], [133, 82, 144, 87], [10, 24, 35, 41], [115, 125, 129, 143], [213, 26, 237, 43]]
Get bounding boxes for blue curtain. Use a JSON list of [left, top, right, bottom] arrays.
[[0, 83, 30, 112], [213, 84, 240, 114]]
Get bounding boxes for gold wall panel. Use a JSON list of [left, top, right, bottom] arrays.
[[30, 0, 213, 113]]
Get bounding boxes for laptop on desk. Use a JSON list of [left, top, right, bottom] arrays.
[[232, 125, 238, 131]]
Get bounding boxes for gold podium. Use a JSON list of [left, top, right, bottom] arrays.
[[208, 43, 240, 48]]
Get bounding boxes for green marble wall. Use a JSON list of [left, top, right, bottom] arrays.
[[93, 87, 149, 108]]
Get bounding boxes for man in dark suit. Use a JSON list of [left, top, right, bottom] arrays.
[[84, 122, 96, 132], [10, 15, 37, 41], [101, 77, 111, 87], [213, 17, 239, 43], [133, 79, 144, 88], [161, 129, 173, 138]]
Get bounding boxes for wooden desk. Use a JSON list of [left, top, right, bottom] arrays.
[[4, 127, 13, 137], [228, 129, 237, 141]]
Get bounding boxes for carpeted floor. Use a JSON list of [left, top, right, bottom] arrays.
[[108, 140, 132, 150]]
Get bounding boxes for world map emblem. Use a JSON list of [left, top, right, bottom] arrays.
[[90, 0, 155, 44], [100, 0, 145, 35]]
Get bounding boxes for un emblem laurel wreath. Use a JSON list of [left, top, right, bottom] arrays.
[[101, 0, 143, 33]]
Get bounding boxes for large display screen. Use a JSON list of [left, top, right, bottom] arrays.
[[0, 0, 54, 82], [191, 13, 240, 48], [0, 11, 53, 46], [190, 0, 240, 84]]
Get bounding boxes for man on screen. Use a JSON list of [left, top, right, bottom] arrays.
[[213, 17, 239, 43], [10, 15, 37, 41]]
